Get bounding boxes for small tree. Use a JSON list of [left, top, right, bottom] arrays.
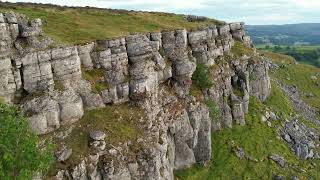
[[0, 101, 53, 180], [192, 64, 213, 90]]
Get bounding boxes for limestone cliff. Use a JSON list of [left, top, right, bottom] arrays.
[[0, 12, 271, 179]]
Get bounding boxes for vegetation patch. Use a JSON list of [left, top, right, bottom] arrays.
[[192, 64, 213, 90], [270, 62, 320, 111], [205, 100, 221, 121], [0, 2, 223, 45], [54, 80, 65, 92], [47, 103, 145, 176], [261, 51, 296, 65], [0, 101, 53, 179], [257, 45, 320, 67], [190, 84, 204, 101], [233, 87, 244, 97], [231, 41, 254, 57], [82, 68, 109, 93], [264, 82, 294, 119]]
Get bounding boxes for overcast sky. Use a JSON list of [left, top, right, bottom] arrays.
[[5, 0, 320, 25]]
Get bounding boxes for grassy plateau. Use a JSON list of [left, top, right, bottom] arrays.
[[0, 2, 222, 45]]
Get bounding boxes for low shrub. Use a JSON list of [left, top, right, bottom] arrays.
[[192, 64, 213, 90]]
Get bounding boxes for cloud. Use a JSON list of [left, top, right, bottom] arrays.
[[4, 0, 320, 25]]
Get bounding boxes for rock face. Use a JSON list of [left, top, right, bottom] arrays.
[[0, 12, 271, 180]]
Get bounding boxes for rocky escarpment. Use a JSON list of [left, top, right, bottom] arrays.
[[0, 11, 271, 179]]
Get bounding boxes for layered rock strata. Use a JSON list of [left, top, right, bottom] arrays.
[[0, 12, 270, 179]]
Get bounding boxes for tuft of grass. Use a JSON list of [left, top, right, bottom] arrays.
[[92, 83, 108, 94], [205, 100, 221, 121], [190, 84, 204, 101], [54, 80, 65, 91], [233, 87, 244, 97], [0, 3, 223, 45], [82, 68, 105, 82], [82, 68, 109, 93], [192, 64, 213, 90], [231, 41, 255, 57]]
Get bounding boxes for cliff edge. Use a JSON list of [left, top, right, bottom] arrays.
[[0, 11, 271, 179]]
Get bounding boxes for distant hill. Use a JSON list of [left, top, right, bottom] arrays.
[[246, 23, 320, 45]]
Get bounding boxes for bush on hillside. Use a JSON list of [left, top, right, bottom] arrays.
[[0, 101, 53, 179], [192, 64, 213, 90]]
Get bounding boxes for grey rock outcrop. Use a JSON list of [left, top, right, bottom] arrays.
[[0, 11, 272, 180], [21, 95, 60, 134], [280, 118, 319, 160]]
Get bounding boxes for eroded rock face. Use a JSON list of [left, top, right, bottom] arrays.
[[280, 118, 320, 160], [0, 12, 271, 180], [22, 95, 60, 134], [249, 60, 271, 102]]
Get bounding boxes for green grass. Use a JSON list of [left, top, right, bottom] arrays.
[[0, 3, 223, 45], [192, 64, 213, 90], [46, 103, 145, 176], [175, 97, 320, 180], [261, 51, 296, 65], [257, 44, 320, 67], [53, 80, 65, 91], [264, 82, 294, 119], [231, 41, 255, 57], [205, 100, 221, 121], [256, 44, 320, 52], [269, 62, 320, 111], [82, 68, 109, 93]]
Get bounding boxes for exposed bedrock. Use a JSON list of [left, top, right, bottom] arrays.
[[0, 12, 270, 180]]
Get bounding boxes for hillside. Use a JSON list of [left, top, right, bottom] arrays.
[[0, 2, 222, 45], [246, 23, 320, 45], [175, 47, 320, 180], [0, 2, 320, 180], [256, 45, 320, 68]]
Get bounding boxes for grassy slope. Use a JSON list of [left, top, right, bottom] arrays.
[[256, 45, 320, 51], [263, 52, 320, 111], [0, 3, 222, 45], [257, 45, 320, 67]]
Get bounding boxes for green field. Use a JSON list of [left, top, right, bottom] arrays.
[[0, 3, 222, 45], [256, 44, 320, 52], [257, 44, 320, 67]]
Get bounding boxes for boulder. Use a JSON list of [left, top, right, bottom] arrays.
[[58, 90, 84, 125], [234, 146, 245, 159], [90, 131, 106, 141], [55, 147, 72, 162], [269, 154, 285, 168], [22, 95, 60, 135]]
